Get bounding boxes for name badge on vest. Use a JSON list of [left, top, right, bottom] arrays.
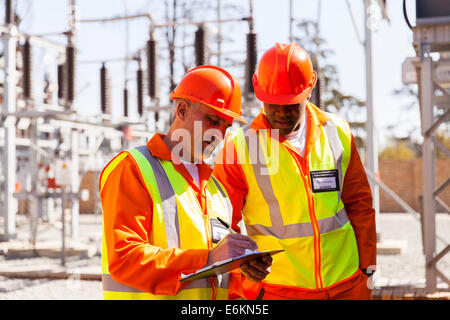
[[210, 218, 229, 243], [310, 169, 340, 193]]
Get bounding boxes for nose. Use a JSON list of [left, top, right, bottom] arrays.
[[204, 127, 225, 146], [280, 106, 296, 114], [274, 109, 293, 119]]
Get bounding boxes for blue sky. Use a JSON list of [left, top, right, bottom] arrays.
[[10, 0, 419, 148]]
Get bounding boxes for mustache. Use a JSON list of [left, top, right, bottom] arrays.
[[274, 118, 294, 124]]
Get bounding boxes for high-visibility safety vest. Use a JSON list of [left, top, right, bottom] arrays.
[[100, 145, 233, 299], [230, 113, 360, 290]]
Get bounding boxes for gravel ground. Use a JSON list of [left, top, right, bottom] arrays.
[[0, 213, 449, 300], [375, 213, 450, 288], [0, 277, 103, 300]]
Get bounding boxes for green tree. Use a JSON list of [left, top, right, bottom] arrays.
[[379, 138, 417, 160], [435, 128, 450, 159], [391, 85, 450, 159]]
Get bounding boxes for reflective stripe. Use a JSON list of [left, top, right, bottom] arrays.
[[185, 278, 212, 289], [102, 273, 225, 293], [246, 221, 313, 238], [240, 125, 349, 239], [243, 126, 285, 230], [323, 120, 344, 202], [246, 207, 348, 238], [317, 207, 348, 234], [102, 274, 144, 293], [135, 146, 180, 248]]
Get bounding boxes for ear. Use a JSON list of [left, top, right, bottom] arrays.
[[176, 100, 190, 120]]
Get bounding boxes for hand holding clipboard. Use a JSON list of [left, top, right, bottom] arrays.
[[180, 217, 282, 282], [179, 248, 283, 282]]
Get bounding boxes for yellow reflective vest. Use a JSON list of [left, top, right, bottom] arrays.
[[230, 112, 360, 290], [100, 146, 233, 299]]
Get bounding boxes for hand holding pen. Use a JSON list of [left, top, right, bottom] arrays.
[[211, 217, 272, 283]]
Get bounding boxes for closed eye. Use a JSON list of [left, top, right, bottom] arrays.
[[208, 116, 222, 126]]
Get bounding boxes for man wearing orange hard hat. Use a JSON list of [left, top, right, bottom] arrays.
[[213, 43, 377, 300], [100, 65, 272, 300]]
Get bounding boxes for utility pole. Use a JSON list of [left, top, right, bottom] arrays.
[[413, 1, 450, 291], [419, 43, 437, 291], [68, 0, 79, 240], [2, 0, 18, 240], [363, 0, 380, 220]]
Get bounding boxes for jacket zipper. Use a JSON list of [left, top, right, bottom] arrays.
[[305, 173, 324, 290]]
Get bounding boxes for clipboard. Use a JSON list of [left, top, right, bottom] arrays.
[[179, 249, 284, 282]]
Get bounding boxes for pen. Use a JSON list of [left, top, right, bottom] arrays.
[[217, 217, 236, 234]]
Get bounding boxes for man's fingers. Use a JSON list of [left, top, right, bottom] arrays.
[[240, 263, 258, 281], [225, 234, 258, 251], [227, 234, 258, 249], [241, 256, 273, 281], [241, 262, 270, 282], [207, 234, 260, 266], [248, 257, 272, 273], [262, 255, 273, 264]]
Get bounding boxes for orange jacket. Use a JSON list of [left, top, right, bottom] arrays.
[[212, 103, 377, 298], [100, 133, 260, 299]]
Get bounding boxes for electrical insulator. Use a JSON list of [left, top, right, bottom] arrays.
[[57, 64, 65, 102], [123, 87, 129, 117], [5, 0, 13, 24], [195, 25, 206, 66], [246, 32, 257, 94], [100, 63, 111, 115], [146, 39, 157, 98], [136, 68, 144, 117], [66, 45, 76, 103], [23, 39, 33, 99]]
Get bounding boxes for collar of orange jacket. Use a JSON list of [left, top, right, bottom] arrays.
[[250, 102, 330, 158], [146, 133, 213, 192]]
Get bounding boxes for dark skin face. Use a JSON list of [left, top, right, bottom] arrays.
[[263, 101, 307, 136]]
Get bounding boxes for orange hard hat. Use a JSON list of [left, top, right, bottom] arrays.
[[170, 65, 247, 124], [252, 42, 317, 105]]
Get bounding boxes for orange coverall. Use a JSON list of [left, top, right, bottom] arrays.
[[212, 105, 377, 300], [100, 133, 260, 299]]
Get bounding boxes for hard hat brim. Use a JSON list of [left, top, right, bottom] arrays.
[[252, 71, 317, 105], [170, 93, 248, 125], [253, 85, 313, 105]]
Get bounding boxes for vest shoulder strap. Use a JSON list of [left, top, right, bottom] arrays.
[[129, 146, 180, 248], [133, 145, 176, 203]]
